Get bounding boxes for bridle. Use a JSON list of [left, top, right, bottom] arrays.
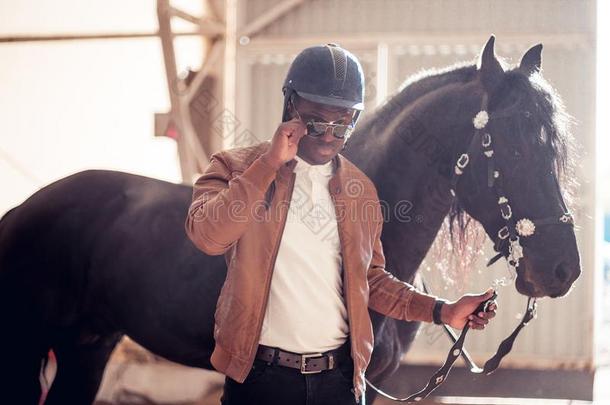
[[452, 94, 574, 269], [365, 92, 575, 403]]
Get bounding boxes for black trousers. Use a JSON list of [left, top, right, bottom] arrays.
[[220, 341, 361, 405]]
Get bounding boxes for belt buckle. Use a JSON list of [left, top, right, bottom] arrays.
[[300, 353, 323, 374]]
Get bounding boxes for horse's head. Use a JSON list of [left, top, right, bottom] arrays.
[[453, 36, 580, 298]]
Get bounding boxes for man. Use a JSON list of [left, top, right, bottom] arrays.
[[185, 44, 497, 405]]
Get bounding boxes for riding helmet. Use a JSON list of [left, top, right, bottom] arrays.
[[281, 43, 365, 124]]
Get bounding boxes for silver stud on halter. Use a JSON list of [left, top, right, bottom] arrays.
[[473, 110, 489, 129], [454, 153, 470, 175], [516, 218, 536, 237]]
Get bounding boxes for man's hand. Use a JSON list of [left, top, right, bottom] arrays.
[[261, 118, 307, 170], [440, 288, 498, 330]]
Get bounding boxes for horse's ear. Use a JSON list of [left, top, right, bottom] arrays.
[[519, 43, 543, 75], [477, 35, 504, 92]]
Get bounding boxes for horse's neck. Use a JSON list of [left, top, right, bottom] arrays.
[[345, 86, 476, 283], [376, 145, 454, 283]]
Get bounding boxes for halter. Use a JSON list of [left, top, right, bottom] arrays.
[[449, 93, 574, 269], [365, 93, 575, 403]]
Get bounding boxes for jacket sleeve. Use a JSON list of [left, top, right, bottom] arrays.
[[367, 203, 437, 323], [185, 151, 278, 256]]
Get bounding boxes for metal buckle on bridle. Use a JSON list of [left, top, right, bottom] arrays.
[[300, 353, 324, 374], [497, 226, 510, 240], [457, 153, 469, 168], [454, 153, 470, 175], [482, 132, 492, 147], [500, 204, 512, 220]]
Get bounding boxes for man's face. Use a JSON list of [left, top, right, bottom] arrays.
[[288, 97, 355, 165]]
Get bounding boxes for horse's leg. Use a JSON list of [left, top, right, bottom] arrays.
[[0, 339, 47, 405], [45, 333, 122, 405], [0, 299, 48, 404]]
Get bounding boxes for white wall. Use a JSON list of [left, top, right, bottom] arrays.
[[0, 0, 206, 215]]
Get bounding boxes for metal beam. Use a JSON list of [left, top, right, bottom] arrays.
[[223, 0, 238, 149], [0, 3, 224, 44], [157, 0, 210, 174], [243, 32, 594, 49], [238, 0, 306, 40], [169, 5, 225, 35], [375, 42, 389, 107], [205, 0, 222, 22], [186, 39, 224, 103], [170, 5, 204, 25], [0, 31, 201, 43]]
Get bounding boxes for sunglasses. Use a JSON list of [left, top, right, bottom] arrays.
[[291, 99, 354, 139]]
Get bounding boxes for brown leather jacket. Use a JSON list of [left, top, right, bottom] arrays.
[[185, 141, 437, 402]]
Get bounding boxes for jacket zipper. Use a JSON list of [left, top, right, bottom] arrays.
[[249, 173, 296, 368]]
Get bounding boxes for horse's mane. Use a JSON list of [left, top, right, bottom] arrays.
[[356, 62, 476, 135], [356, 58, 577, 287]]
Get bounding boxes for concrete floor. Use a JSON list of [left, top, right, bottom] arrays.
[[65, 337, 604, 405]]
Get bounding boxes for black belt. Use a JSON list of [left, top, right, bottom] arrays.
[[256, 343, 348, 374]]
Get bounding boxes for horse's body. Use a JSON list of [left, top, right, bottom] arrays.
[[0, 171, 227, 403], [0, 37, 580, 404]]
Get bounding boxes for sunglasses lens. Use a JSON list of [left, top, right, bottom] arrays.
[[305, 120, 353, 139], [306, 121, 326, 137], [333, 126, 351, 139]]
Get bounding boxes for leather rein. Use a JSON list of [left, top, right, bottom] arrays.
[[365, 94, 574, 402]]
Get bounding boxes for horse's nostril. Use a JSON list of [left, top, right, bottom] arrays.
[[554, 263, 569, 283]]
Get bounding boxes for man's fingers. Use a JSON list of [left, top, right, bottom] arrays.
[[474, 316, 489, 326], [280, 119, 306, 136], [284, 124, 306, 146], [463, 294, 497, 330], [468, 314, 489, 326], [477, 310, 496, 319]]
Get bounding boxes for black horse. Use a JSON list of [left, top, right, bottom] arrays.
[[0, 37, 580, 404]]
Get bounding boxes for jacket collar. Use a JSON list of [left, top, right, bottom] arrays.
[[293, 155, 334, 176], [277, 153, 345, 197]]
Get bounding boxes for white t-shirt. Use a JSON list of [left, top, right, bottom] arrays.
[[259, 155, 349, 353]]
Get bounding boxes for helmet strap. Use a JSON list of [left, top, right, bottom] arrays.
[[281, 88, 296, 122]]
